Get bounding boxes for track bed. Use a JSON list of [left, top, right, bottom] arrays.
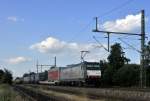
[[22, 84, 150, 101]]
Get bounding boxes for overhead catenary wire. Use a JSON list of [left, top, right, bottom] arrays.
[[68, 0, 136, 43], [67, 0, 140, 48], [68, 19, 93, 43], [93, 9, 144, 53], [117, 35, 140, 40], [97, 0, 135, 18], [118, 37, 141, 53], [66, 0, 139, 62], [93, 36, 109, 52]]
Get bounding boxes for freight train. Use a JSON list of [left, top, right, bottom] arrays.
[[19, 71, 48, 84], [19, 61, 101, 86], [48, 61, 101, 86]]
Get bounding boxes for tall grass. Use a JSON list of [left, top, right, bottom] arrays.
[[0, 84, 27, 101]]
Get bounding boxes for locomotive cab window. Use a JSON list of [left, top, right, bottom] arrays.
[[86, 64, 100, 70]]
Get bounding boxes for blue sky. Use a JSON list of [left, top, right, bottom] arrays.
[[0, 0, 149, 77]]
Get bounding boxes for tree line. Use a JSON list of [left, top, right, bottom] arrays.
[[100, 42, 150, 87], [0, 69, 13, 85]]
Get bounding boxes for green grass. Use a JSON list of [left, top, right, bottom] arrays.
[[0, 84, 26, 101]]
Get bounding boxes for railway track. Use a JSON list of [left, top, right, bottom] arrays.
[[13, 85, 36, 101], [16, 84, 105, 101], [23, 84, 150, 101], [12, 85, 69, 101], [25, 84, 99, 99]]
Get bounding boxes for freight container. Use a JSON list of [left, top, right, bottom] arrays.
[[59, 62, 101, 86], [60, 64, 84, 81], [48, 67, 60, 85]]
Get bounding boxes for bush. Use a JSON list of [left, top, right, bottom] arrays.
[[0, 69, 13, 85], [101, 65, 114, 86], [113, 64, 140, 87], [146, 66, 150, 86]]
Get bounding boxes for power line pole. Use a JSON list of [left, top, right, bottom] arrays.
[[36, 60, 39, 74], [54, 56, 56, 67], [36, 60, 54, 73], [37, 64, 54, 72], [140, 10, 146, 88], [36, 56, 57, 74], [92, 10, 146, 88]]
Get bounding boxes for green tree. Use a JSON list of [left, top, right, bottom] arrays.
[[113, 64, 140, 86], [146, 66, 150, 86], [145, 41, 150, 86], [107, 43, 129, 70], [102, 65, 114, 86], [0, 69, 4, 83], [100, 60, 110, 86], [102, 43, 130, 86], [145, 41, 150, 67], [3, 69, 13, 84], [100, 60, 107, 76]]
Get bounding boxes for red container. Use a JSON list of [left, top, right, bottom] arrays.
[[48, 68, 59, 81]]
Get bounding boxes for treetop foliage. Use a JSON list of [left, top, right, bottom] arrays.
[[0, 68, 13, 85], [101, 43, 139, 87], [107, 43, 130, 70]]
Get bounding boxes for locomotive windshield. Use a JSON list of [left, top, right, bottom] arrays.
[[86, 64, 100, 70]]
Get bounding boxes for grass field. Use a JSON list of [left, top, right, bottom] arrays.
[[0, 84, 27, 101]]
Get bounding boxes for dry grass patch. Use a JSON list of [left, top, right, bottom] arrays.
[[0, 84, 28, 101]]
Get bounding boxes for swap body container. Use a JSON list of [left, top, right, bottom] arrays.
[[60, 63, 85, 81], [48, 67, 60, 81]]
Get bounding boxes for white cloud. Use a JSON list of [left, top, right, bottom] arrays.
[[30, 37, 94, 54], [6, 57, 31, 64], [7, 16, 18, 22], [102, 13, 141, 32], [7, 16, 24, 22], [30, 37, 108, 62]]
